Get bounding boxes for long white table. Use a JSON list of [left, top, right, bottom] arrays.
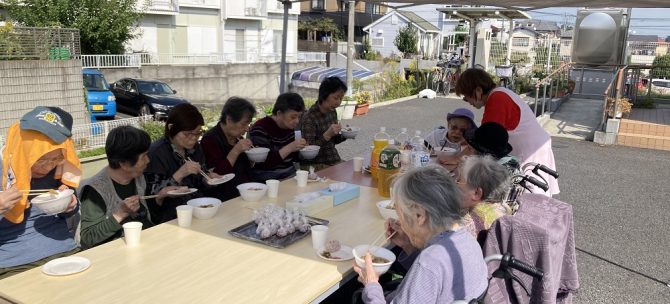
[[0, 170, 387, 303]]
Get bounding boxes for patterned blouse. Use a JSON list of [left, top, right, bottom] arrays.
[[298, 104, 346, 166]]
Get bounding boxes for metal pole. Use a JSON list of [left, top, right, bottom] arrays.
[[542, 83, 547, 116], [534, 86, 540, 116], [279, 1, 291, 93], [346, 0, 355, 96], [468, 19, 476, 68], [505, 18, 513, 66], [545, 36, 552, 73], [578, 68, 585, 94]]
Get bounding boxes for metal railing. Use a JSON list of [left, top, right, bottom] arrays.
[[81, 54, 142, 68], [600, 68, 625, 131], [71, 116, 155, 151], [81, 52, 327, 68], [533, 62, 573, 117], [0, 26, 80, 60]]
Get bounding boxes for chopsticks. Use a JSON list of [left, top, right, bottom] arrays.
[[186, 157, 211, 181], [140, 194, 159, 200], [18, 189, 58, 195], [367, 230, 397, 255]]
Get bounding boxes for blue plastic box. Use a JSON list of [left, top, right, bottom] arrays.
[[319, 184, 360, 206]]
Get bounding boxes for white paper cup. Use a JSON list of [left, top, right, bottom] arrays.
[[176, 205, 194, 227], [122, 222, 143, 246], [353, 157, 364, 172], [296, 170, 308, 187], [266, 179, 279, 198], [311, 225, 329, 250]]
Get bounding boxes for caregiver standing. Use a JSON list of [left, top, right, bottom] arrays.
[[455, 68, 559, 196]]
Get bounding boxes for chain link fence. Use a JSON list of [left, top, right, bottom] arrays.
[[0, 26, 80, 60], [71, 116, 155, 152]]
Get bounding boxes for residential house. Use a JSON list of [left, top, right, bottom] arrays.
[[400, 4, 464, 55], [363, 10, 440, 58], [126, 0, 301, 62], [627, 34, 666, 65], [559, 29, 573, 62], [299, 0, 387, 43]]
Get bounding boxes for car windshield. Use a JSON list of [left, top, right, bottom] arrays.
[[138, 81, 174, 95], [83, 74, 109, 91]]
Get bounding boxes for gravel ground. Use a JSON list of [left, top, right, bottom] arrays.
[[335, 97, 670, 303]]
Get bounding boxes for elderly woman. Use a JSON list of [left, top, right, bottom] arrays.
[[248, 92, 307, 181], [455, 68, 559, 196], [79, 126, 177, 249], [354, 166, 488, 303], [201, 97, 256, 201], [0, 107, 81, 279], [144, 103, 217, 223], [457, 155, 512, 244], [299, 76, 348, 171]]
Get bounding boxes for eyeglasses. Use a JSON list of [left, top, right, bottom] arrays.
[[35, 155, 65, 167], [181, 130, 203, 138]]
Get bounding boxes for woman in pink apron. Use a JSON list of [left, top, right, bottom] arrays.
[[455, 68, 559, 196]]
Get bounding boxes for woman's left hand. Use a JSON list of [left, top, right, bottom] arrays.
[[353, 253, 379, 285], [59, 185, 78, 213]]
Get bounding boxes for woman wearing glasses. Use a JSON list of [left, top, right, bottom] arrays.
[[0, 107, 81, 279], [144, 103, 219, 223]]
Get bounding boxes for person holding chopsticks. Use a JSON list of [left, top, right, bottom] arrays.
[[201, 97, 256, 201], [0, 107, 81, 279], [79, 126, 177, 249], [144, 103, 218, 223]]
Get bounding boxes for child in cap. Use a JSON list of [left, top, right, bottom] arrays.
[[424, 108, 477, 153]]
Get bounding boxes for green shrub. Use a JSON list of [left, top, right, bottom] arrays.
[[200, 106, 222, 130], [304, 98, 316, 108], [139, 120, 165, 141], [77, 147, 106, 159], [634, 96, 656, 109], [383, 70, 413, 100]]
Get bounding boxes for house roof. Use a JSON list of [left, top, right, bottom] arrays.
[[367, 1, 670, 9], [397, 11, 440, 32], [436, 7, 531, 20], [519, 20, 560, 32], [363, 10, 439, 33], [513, 27, 540, 36], [560, 29, 574, 38], [628, 34, 660, 43]]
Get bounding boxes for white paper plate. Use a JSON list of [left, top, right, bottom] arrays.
[[206, 173, 235, 186], [42, 257, 91, 276], [316, 245, 354, 261], [167, 188, 198, 196], [293, 176, 322, 183]]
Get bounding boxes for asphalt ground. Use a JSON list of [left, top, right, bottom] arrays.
[[335, 97, 670, 303]]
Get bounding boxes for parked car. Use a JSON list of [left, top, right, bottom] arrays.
[[110, 78, 188, 119], [650, 79, 670, 95], [83, 69, 116, 119]]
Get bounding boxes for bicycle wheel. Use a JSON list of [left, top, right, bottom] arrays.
[[443, 71, 453, 95], [431, 71, 441, 92]]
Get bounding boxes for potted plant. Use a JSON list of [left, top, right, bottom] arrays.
[[354, 91, 371, 116], [340, 96, 356, 120], [606, 97, 633, 118]]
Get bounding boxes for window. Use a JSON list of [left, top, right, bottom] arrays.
[[562, 40, 571, 47], [512, 37, 530, 47], [311, 0, 324, 10], [391, 15, 398, 25], [371, 37, 383, 47]]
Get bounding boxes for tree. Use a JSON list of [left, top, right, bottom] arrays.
[[394, 24, 418, 58], [651, 54, 670, 78], [5, 0, 145, 54], [298, 18, 340, 42]]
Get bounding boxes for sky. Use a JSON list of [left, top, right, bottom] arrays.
[[528, 8, 670, 37]]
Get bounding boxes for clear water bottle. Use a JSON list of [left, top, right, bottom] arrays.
[[395, 128, 410, 150], [410, 130, 429, 168]]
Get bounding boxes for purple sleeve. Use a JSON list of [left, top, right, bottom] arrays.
[[362, 282, 387, 304], [397, 250, 419, 271], [385, 263, 441, 303]]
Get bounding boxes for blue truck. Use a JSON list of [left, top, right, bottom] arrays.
[[83, 69, 116, 119]]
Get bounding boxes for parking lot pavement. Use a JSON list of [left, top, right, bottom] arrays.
[[337, 97, 670, 303]]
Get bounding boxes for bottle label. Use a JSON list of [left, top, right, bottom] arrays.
[[378, 149, 400, 170], [411, 151, 429, 167]]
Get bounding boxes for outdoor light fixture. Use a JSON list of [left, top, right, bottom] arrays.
[[495, 10, 500, 15], [453, 11, 457, 15]]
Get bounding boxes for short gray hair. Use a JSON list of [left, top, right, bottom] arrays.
[[460, 155, 510, 202], [392, 165, 462, 231]]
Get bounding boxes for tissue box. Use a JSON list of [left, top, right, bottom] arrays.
[[319, 183, 360, 206], [286, 195, 333, 216]]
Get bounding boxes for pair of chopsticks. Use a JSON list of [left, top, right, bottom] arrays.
[[186, 157, 211, 181], [19, 189, 58, 195], [366, 230, 398, 256]]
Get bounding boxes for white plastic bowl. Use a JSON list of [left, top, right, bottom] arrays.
[[300, 145, 320, 160], [245, 147, 270, 163], [236, 183, 268, 202], [341, 126, 360, 139], [352, 245, 397, 275], [30, 189, 74, 215], [376, 200, 398, 220], [186, 197, 222, 220]]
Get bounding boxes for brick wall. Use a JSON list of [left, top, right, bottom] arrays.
[[0, 60, 89, 139]]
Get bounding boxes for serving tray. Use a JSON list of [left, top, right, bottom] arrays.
[[228, 216, 329, 249]]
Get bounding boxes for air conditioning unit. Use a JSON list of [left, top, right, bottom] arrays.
[[572, 9, 628, 66], [246, 7, 258, 16]]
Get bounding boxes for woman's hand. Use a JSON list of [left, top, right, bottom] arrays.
[[233, 139, 253, 154], [353, 253, 380, 285], [385, 218, 416, 255], [291, 138, 307, 152], [324, 124, 342, 141], [173, 160, 202, 183], [112, 195, 141, 222], [59, 185, 78, 213], [153, 186, 182, 206], [0, 187, 22, 215]]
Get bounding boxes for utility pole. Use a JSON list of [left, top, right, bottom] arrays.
[[279, 0, 291, 93], [346, 0, 355, 96]]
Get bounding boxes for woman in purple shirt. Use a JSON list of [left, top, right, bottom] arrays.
[[354, 166, 489, 303]]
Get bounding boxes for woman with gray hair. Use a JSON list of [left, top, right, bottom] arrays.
[[457, 155, 512, 243], [354, 166, 488, 303]]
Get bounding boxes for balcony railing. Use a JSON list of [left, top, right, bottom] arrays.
[[179, 0, 219, 8], [81, 54, 142, 68], [145, 0, 179, 14], [80, 52, 327, 68]]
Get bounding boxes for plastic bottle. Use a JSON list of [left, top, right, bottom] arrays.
[[378, 139, 400, 198], [410, 130, 429, 168], [369, 127, 390, 178], [395, 128, 410, 150]]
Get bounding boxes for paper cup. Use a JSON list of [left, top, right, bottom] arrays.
[[353, 157, 364, 172], [176, 205, 194, 227], [296, 170, 308, 187], [266, 179, 279, 198], [122, 222, 143, 246], [311, 225, 329, 250]]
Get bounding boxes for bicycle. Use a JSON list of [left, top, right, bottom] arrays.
[[495, 58, 525, 90], [433, 52, 465, 95]]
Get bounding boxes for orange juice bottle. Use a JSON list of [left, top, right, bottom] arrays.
[[370, 127, 390, 179], [378, 140, 400, 197]]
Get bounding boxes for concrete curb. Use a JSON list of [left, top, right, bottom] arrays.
[[369, 95, 419, 109], [80, 154, 107, 164]]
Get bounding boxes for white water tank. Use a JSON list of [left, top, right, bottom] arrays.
[[572, 9, 627, 66]]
